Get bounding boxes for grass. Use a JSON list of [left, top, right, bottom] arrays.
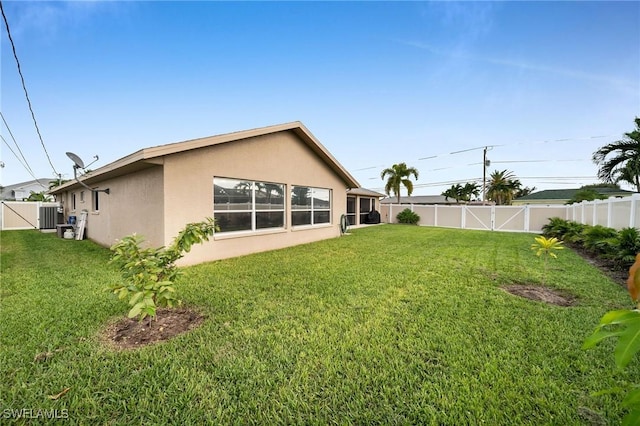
[[1, 225, 637, 424]]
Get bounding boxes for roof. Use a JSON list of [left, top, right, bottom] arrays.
[[346, 188, 386, 198], [380, 195, 457, 205], [1, 178, 55, 199], [50, 122, 360, 194], [2, 178, 53, 191], [515, 188, 635, 201]]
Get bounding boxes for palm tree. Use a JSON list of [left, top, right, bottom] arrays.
[[613, 158, 640, 192], [462, 182, 481, 201], [514, 181, 536, 199], [381, 163, 419, 203], [486, 169, 518, 205], [592, 117, 640, 193], [442, 184, 463, 203]]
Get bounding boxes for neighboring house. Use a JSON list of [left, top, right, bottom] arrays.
[[512, 188, 635, 205], [49, 122, 360, 265], [346, 187, 386, 226], [0, 178, 55, 201]]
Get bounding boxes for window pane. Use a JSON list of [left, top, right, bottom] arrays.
[[214, 178, 252, 210], [255, 182, 285, 210], [291, 186, 311, 210], [314, 211, 330, 224], [215, 212, 252, 232], [360, 198, 371, 213], [256, 211, 284, 229], [313, 188, 330, 209], [347, 197, 356, 214], [292, 211, 311, 226]]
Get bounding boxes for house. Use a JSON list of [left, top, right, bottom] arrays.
[[345, 187, 386, 226], [1, 178, 55, 201], [49, 122, 360, 265], [512, 188, 635, 205]]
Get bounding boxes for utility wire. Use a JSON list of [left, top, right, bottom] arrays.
[[0, 1, 59, 177], [1, 134, 43, 184], [1, 111, 36, 177]]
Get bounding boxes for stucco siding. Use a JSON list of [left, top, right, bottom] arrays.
[[162, 131, 348, 265], [63, 166, 164, 247]]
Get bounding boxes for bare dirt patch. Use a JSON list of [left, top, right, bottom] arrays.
[[502, 284, 577, 307], [102, 308, 204, 350]]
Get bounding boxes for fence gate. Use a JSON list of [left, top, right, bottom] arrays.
[[1, 201, 61, 230]]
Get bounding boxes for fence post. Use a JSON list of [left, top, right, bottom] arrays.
[[493, 205, 497, 231], [631, 194, 640, 229], [524, 205, 530, 232], [461, 205, 466, 230], [434, 205, 438, 227]]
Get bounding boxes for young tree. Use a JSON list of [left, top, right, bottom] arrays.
[[592, 117, 640, 193], [381, 163, 419, 203]]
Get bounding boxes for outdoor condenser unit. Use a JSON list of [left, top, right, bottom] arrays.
[[39, 206, 57, 229]]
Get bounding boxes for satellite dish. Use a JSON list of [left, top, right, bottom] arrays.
[[64, 151, 110, 195], [66, 152, 85, 169]]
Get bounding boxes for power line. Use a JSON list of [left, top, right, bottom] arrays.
[[1, 111, 36, 176], [351, 132, 617, 175], [0, 1, 59, 177], [1, 134, 43, 184]]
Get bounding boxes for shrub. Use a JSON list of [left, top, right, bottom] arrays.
[[608, 227, 640, 269], [541, 217, 570, 239], [563, 222, 588, 245], [108, 217, 219, 321], [582, 225, 618, 255], [396, 208, 420, 225]]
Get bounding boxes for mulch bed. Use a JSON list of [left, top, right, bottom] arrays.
[[568, 244, 629, 289], [502, 284, 577, 306], [102, 308, 204, 350]]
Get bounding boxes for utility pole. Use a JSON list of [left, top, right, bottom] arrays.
[[482, 147, 487, 204], [482, 147, 491, 204]]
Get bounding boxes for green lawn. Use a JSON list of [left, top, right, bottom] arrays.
[[1, 225, 636, 424]]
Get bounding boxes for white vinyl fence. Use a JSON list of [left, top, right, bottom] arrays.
[[0, 201, 61, 230], [379, 194, 640, 233]]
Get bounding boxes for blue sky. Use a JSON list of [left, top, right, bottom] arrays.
[[1, 1, 639, 196]]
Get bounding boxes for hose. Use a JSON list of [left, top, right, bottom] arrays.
[[340, 214, 349, 234]]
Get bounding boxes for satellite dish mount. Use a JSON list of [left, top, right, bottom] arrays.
[[66, 152, 110, 194]]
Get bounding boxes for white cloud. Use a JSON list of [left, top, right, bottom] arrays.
[[397, 39, 638, 96], [5, 1, 129, 43]]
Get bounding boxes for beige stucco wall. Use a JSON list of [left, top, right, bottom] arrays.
[[162, 131, 348, 265], [62, 166, 164, 247]]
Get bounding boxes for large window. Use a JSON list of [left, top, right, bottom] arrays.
[[291, 186, 331, 226], [214, 177, 285, 233]]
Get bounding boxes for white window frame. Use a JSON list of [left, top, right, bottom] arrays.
[[213, 177, 286, 234], [291, 186, 332, 227]]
